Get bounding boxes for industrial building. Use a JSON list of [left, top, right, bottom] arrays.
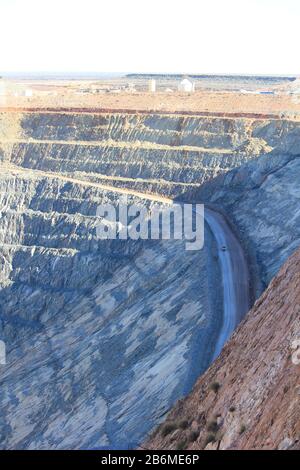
[[178, 78, 195, 92]]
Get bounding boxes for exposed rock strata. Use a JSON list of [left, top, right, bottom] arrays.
[[145, 247, 300, 450], [3, 112, 298, 196], [0, 170, 222, 449], [183, 149, 300, 294], [0, 110, 300, 449]]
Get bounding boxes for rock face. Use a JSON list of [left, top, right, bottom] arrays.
[[4, 111, 300, 197], [184, 142, 300, 294], [145, 247, 300, 450], [0, 110, 300, 449], [0, 170, 221, 449]]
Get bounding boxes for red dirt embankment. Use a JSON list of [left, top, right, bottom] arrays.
[[0, 107, 288, 120], [145, 248, 300, 450]]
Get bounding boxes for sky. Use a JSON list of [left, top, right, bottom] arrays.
[[0, 0, 299, 75]]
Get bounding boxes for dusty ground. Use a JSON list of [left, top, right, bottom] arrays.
[[1, 79, 300, 117]]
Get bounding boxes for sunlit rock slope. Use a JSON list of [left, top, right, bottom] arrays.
[[0, 169, 221, 449], [3, 111, 298, 196], [146, 247, 300, 450], [0, 110, 300, 449], [185, 136, 300, 294]]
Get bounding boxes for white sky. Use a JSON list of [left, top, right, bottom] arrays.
[[0, 0, 299, 75]]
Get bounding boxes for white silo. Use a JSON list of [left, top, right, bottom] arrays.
[[148, 79, 156, 92]]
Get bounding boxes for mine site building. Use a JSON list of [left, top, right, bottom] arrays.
[[178, 78, 195, 92]]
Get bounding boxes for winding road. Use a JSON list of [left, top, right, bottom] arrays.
[[3, 163, 250, 361], [204, 207, 250, 360]]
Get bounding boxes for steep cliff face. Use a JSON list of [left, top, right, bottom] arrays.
[[0, 169, 223, 449], [0, 110, 300, 449], [145, 247, 300, 450], [184, 145, 300, 294], [4, 111, 300, 197]]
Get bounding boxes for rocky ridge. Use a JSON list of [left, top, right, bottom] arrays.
[[146, 246, 300, 450]]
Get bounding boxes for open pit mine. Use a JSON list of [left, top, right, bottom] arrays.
[[0, 109, 299, 449]]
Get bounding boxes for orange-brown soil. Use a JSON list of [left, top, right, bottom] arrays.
[[145, 248, 300, 450]]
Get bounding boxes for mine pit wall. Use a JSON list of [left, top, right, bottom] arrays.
[[1, 111, 300, 448], [2, 110, 300, 295], [184, 148, 300, 299], [3, 111, 299, 197], [0, 170, 223, 449], [1, 111, 300, 292], [0, 174, 148, 343]]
